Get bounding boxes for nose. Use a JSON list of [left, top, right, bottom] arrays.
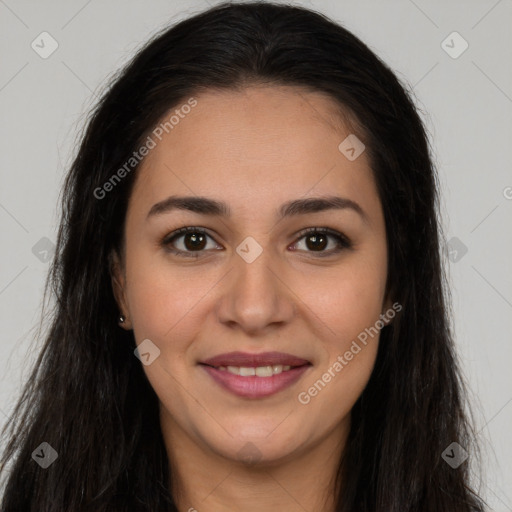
[[215, 245, 296, 335]]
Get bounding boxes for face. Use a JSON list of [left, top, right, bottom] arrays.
[[112, 85, 391, 467]]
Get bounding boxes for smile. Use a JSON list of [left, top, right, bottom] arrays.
[[214, 364, 292, 376], [200, 364, 311, 398]]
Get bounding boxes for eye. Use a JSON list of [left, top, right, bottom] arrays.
[[162, 227, 222, 258], [291, 227, 352, 256], [161, 226, 352, 258]]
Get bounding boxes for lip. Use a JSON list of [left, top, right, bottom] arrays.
[[200, 364, 311, 399], [199, 351, 312, 399], [200, 351, 310, 368]]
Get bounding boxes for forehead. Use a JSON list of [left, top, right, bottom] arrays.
[[129, 85, 378, 220]]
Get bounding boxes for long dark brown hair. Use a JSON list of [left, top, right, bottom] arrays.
[[0, 2, 486, 510]]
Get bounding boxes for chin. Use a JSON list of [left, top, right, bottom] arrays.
[[202, 424, 306, 466]]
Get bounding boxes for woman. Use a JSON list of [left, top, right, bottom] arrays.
[[0, 2, 485, 510]]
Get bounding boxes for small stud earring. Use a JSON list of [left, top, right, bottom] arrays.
[[119, 315, 126, 324]]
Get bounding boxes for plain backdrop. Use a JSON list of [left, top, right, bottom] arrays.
[[1, 0, 511, 509]]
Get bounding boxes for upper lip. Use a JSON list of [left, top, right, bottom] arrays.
[[200, 351, 311, 368]]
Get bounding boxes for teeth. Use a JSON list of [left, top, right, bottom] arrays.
[[221, 365, 292, 376], [239, 367, 256, 377], [256, 366, 273, 377], [227, 366, 240, 375]]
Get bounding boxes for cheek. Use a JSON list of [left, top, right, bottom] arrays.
[[297, 254, 387, 343], [126, 276, 171, 339], [295, 276, 384, 423], [124, 250, 218, 345], [124, 249, 179, 339], [293, 253, 386, 402]]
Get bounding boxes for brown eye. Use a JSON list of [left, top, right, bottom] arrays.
[[162, 226, 351, 259], [304, 232, 328, 251], [182, 232, 207, 251], [163, 227, 221, 258], [292, 228, 352, 256]]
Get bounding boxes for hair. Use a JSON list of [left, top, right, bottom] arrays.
[[0, 2, 486, 511]]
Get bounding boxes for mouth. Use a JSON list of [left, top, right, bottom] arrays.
[[199, 351, 312, 399]]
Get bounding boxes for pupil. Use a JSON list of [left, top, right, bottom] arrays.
[[307, 234, 327, 251], [185, 233, 206, 251]]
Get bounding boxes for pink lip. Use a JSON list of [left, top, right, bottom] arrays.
[[200, 351, 310, 368], [200, 364, 311, 399]]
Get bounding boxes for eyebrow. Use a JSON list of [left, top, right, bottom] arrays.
[[146, 195, 368, 223]]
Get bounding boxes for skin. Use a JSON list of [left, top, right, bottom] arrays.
[[112, 85, 392, 512]]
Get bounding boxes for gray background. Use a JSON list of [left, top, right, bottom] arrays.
[[1, 0, 511, 509]]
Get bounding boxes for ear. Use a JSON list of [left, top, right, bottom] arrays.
[[109, 250, 132, 330], [381, 285, 395, 326]]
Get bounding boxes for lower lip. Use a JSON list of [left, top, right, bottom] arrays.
[[200, 364, 311, 399]]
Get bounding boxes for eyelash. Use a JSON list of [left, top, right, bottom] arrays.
[[161, 226, 352, 259]]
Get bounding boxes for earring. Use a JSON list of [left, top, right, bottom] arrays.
[[119, 315, 126, 324]]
